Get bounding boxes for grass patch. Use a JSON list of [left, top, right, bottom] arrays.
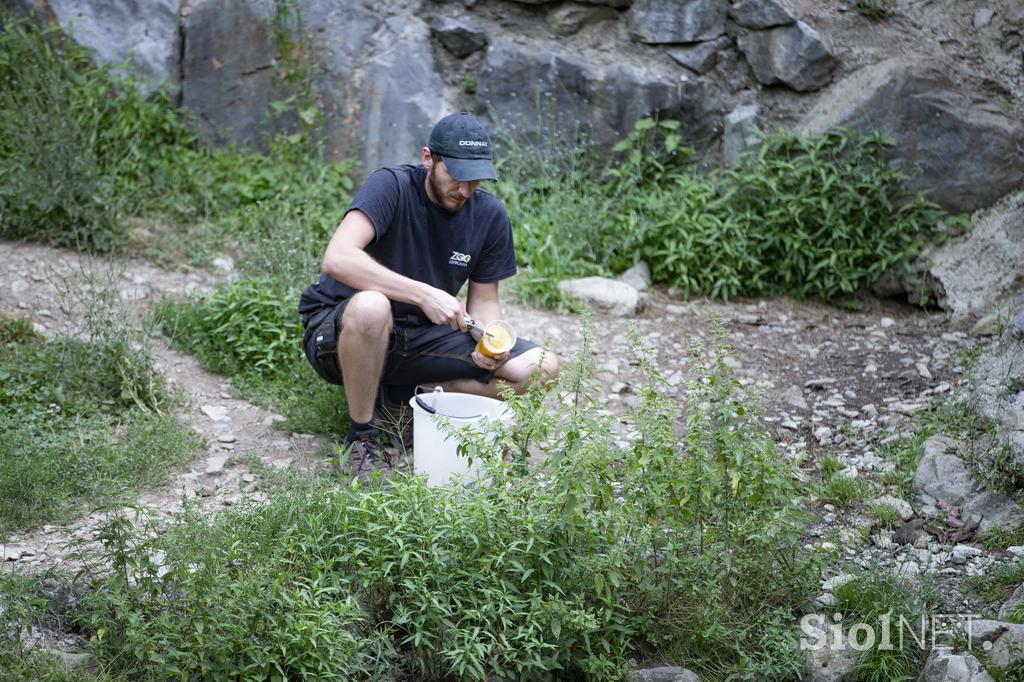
[[48, 324, 820, 681], [855, 0, 896, 19], [818, 475, 871, 509], [818, 452, 845, 479], [867, 502, 903, 529], [965, 560, 1024, 613], [0, 312, 203, 536], [979, 526, 1024, 552], [830, 570, 935, 682]]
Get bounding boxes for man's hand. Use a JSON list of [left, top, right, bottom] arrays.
[[472, 349, 509, 372], [418, 286, 468, 331]]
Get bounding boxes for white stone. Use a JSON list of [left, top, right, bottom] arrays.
[[204, 456, 228, 475], [873, 495, 915, 521], [616, 261, 651, 292], [201, 405, 229, 421], [558, 277, 642, 316], [217, 434, 237, 443]]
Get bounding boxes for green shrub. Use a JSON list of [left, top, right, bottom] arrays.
[[0, 569, 123, 681], [498, 119, 943, 306], [72, 322, 819, 680], [0, 12, 354, 260], [156, 278, 301, 376], [0, 16, 183, 250]]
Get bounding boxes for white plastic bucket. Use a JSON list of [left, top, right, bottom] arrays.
[[408, 389, 512, 486]]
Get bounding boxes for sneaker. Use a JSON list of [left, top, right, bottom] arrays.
[[345, 433, 392, 481]]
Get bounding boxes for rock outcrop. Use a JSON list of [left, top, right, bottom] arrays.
[[737, 21, 837, 91], [48, 0, 180, 94], [800, 57, 1024, 213], [920, 191, 1024, 319], [475, 37, 720, 151]]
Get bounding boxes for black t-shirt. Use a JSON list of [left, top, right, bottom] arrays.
[[298, 164, 517, 324]]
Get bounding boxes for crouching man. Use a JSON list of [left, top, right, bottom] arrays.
[[298, 112, 559, 478]]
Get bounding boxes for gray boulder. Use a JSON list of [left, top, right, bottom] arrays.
[[629, 668, 700, 682], [802, 620, 858, 682], [919, 191, 1024, 319], [181, 0, 290, 150], [548, 3, 619, 37], [559, 277, 643, 316], [968, 336, 1024, 482], [919, 649, 996, 682], [998, 584, 1024, 620], [968, 620, 1024, 671], [962, 492, 1024, 535], [799, 57, 1024, 213], [629, 0, 727, 44], [667, 36, 731, 75], [476, 37, 719, 152], [729, 0, 799, 29], [47, 0, 180, 94], [513, 0, 631, 4], [431, 15, 488, 58], [182, 0, 444, 167], [722, 103, 760, 166], [912, 436, 980, 507], [736, 20, 837, 92]]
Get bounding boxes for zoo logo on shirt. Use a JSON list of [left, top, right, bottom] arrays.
[[449, 251, 472, 267]]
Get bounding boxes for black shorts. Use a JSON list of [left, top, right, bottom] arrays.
[[302, 300, 538, 394]]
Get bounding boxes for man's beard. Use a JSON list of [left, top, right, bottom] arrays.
[[427, 166, 466, 212]]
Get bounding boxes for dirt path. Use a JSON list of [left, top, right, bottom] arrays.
[[0, 239, 1004, 612]]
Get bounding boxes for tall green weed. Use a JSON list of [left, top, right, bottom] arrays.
[[71, 322, 818, 680]]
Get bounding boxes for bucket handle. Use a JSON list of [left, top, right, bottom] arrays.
[[413, 385, 487, 420]]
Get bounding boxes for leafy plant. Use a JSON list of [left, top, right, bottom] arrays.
[[71, 321, 819, 681], [156, 278, 346, 436], [498, 118, 943, 307]]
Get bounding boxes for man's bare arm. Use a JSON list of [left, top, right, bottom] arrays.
[[321, 210, 468, 330], [466, 280, 502, 328]]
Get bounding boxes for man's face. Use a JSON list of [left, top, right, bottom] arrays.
[[424, 152, 481, 212]]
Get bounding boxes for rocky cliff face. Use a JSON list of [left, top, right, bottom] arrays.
[[4, 0, 1024, 214], [5, 0, 1019, 179]]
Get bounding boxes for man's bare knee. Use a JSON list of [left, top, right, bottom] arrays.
[[501, 348, 560, 394], [341, 291, 392, 337]]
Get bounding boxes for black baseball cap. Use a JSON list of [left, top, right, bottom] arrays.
[[427, 112, 497, 182]]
